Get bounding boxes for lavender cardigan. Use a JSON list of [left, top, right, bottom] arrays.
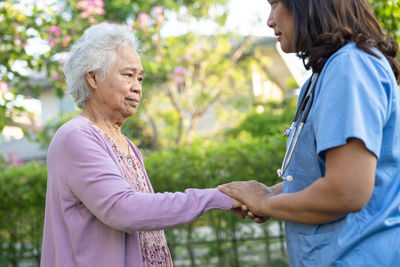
[[41, 116, 231, 267]]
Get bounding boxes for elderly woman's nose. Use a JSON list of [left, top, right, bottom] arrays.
[[131, 80, 142, 91]]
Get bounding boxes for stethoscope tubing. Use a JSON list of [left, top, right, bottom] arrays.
[[278, 122, 304, 181], [278, 73, 320, 181]]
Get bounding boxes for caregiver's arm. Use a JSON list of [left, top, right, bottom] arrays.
[[219, 138, 376, 224]]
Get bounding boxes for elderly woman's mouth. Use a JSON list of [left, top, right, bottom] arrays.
[[125, 98, 140, 106]]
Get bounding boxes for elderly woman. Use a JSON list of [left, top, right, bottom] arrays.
[[41, 23, 240, 267]]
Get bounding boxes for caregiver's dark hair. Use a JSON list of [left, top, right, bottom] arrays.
[[280, 0, 400, 83]]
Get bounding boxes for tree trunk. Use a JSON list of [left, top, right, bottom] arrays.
[[185, 90, 223, 143], [144, 110, 159, 150], [166, 84, 185, 145], [185, 113, 202, 143]]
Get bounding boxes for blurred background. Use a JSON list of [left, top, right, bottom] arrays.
[[0, 0, 399, 266]]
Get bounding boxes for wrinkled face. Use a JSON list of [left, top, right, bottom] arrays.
[[267, 0, 296, 53], [89, 46, 144, 119]]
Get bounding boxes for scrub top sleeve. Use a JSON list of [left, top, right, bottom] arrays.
[[312, 51, 390, 159]]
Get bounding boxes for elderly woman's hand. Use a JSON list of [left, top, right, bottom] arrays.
[[230, 197, 246, 219], [218, 180, 275, 219], [242, 206, 270, 223]]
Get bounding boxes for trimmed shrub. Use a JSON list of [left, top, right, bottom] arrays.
[[0, 162, 47, 266]]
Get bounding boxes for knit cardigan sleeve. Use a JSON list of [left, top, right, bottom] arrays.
[[52, 118, 232, 233]]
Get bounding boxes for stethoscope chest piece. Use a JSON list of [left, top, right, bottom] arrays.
[[277, 168, 293, 181]]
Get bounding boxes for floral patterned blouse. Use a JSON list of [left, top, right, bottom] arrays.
[[92, 124, 173, 266]]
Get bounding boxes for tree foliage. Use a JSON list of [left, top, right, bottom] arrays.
[[1, 0, 263, 148], [369, 0, 400, 43], [0, 0, 399, 144], [1, 0, 230, 131]]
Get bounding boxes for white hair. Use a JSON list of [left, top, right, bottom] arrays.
[[64, 23, 139, 108]]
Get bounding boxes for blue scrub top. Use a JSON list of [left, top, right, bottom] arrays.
[[283, 43, 400, 266]]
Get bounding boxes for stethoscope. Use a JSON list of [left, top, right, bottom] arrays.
[[277, 73, 320, 181]]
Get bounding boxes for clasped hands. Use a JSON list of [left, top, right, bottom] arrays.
[[217, 180, 280, 223]]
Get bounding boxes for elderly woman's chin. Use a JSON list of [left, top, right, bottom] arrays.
[[123, 101, 140, 117]]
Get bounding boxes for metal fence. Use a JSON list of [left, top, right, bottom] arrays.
[[1, 220, 288, 267], [166, 219, 288, 267]]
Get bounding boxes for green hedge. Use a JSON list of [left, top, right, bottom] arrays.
[[0, 162, 47, 266], [226, 109, 295, 139], [146, 135, 285, 193]]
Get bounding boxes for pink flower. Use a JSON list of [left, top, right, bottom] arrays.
[[62, 35, 72, 47], [151, 6, 163, 15], [48, 25, 61, 37], [151, 6, 164, 24], [0, 80, 9, 95], [88, 17, 97, 24], [56, 4, 64, 12], [183, 53, 192, 60], [48, 38, 56, 47], [173, 66, 188, 75], [80, 11, 90, 18], [77, 0, 88, 9], [94, 0, 104, 8], [77, 0, 105, 17], [172, 66, 188, 85], [8, 152, 23, 166], [138, 12, 151, 29], [95, 7, 105, 15]]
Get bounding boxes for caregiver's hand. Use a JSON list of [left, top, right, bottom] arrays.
[[218, 180, 275, 220]]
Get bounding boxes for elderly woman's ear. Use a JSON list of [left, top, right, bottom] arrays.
[[85, 71, 98, 90]]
